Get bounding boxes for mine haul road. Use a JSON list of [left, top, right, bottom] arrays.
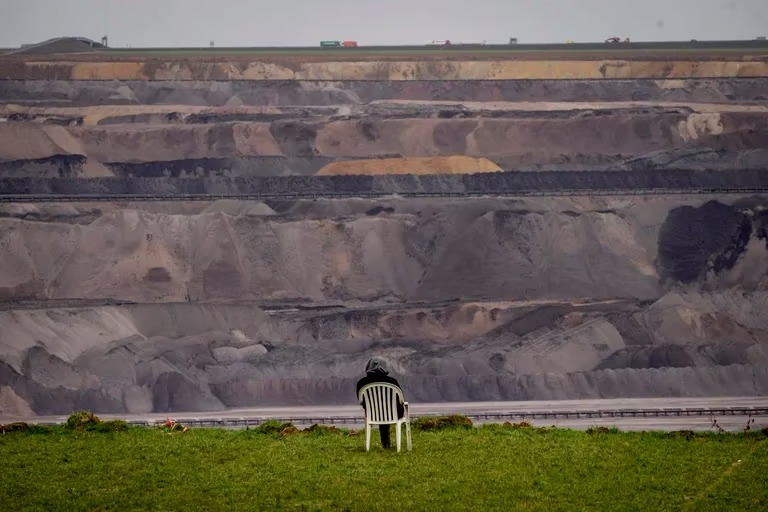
[[11, 397, 768, 433]]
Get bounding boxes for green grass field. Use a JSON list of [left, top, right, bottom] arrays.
[[1, 420, 766, 511]]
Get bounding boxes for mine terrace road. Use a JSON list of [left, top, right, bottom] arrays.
[[11, 397, 768, 432]]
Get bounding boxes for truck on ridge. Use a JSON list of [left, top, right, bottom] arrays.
[[320, 41, 358, 48]]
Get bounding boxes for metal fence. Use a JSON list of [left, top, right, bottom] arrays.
[[86, 406, 768, 428]]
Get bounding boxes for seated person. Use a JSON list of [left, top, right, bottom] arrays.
[[355, 356, 405, 449]]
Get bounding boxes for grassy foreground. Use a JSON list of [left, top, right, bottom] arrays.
[[1, 418, 767, 512]]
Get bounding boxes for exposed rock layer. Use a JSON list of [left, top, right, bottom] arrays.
[[4, 79, 768, 106]]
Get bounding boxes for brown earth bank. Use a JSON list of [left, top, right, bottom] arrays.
[[0, 195, 767, 414], [2, 58, 768, 81], [1, 103, 767, 176]]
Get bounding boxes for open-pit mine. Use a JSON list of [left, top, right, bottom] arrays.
[[1, 43, 767, 417]]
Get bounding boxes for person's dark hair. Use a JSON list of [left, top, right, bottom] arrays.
[[365, 356, 389, 375]]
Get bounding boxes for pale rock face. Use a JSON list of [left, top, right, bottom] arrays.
[[678, 113, 724, 142], [0, 386, 34, 418]]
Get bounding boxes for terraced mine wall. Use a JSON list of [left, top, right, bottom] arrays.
[[1, 101, 767, 178], [2, 54, 768, 179], [2, 52, 768, 417]]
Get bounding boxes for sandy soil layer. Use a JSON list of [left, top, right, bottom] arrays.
[[316, 156, 502, 175], [2, 56, 768, 81]]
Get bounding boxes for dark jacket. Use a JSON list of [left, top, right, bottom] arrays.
[[356, 372, 405, 418]]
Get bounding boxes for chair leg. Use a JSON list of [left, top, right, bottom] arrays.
[[365, 424, 371, 452], [406, 420, 412, 451], [395, 422, 402, 453]]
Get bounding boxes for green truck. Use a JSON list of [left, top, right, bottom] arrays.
[[320, 41, 341, 47]]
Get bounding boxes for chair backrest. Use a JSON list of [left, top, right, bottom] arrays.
[[358, 383, 403, 423]]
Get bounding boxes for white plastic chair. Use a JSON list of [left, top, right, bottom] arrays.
[[358, 382, 412, 452]]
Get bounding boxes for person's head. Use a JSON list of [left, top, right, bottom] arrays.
[[364, 356, 389, 375]]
